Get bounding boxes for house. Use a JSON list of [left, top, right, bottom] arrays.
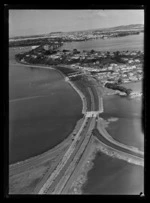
[[128, 60, 134, 64], [43, 44, 50, 51], [135, 59, 140, 63], [49, 55, 60, 59], [31, 45, 39, 50], [108, 66, 113, 70]]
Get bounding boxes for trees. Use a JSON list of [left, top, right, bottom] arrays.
[[90, 49, 95, 54], [106, 51, 110, 56], [118, 78, 123, 84], [105, 82, 132, 96], [125, 89, 132, 96]]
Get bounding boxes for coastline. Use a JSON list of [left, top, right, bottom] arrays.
[[9, 47, 143, 194], [9, 60, 85, 167], [9, 58, 88, 193], [67, 80, 143, 194], [69, 134, 144, 194], [10, 61, 143, 193]]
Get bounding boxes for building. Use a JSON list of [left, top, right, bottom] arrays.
[[31, 45, 39, 50], [43, 44, 50, 51]]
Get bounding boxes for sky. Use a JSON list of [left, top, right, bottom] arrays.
[[9, 9, 144, 37]]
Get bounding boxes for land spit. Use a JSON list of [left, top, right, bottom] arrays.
[[9, 62, 86, 194], [9, 61, 143, 194]]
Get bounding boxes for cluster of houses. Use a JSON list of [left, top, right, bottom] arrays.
[[96, 64, 143, 85], [24, 45, 143, 86]]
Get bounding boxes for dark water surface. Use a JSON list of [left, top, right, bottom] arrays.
[[82, 82, 144, 194], [73, 34, 144, 194], [82, 152, 144, 194], [101, 92, 144, 151], [9, 48, 82, 164], [9, 32, 144, 194]]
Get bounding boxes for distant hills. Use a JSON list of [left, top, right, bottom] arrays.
[[96, 24, 144, 32], [10, 24, 144, 40], [68, 24, 144, 34]]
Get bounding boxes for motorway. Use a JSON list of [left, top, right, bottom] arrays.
[[37, 65, 144, 194], [10, 62, 144, 194]]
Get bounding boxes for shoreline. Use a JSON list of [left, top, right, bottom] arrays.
[[67, 81, 143, 194], [10, 49, 143, 194], [9, 62, 85, 170], [69, 134, 144, 194], [9, 118, 84, 171]]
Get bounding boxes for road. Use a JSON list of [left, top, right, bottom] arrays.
[[37, 66, 143, 194], [96, 117, 144, 157], [10, 62, 144, 194]]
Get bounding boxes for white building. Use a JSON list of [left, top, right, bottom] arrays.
[[31, 45, 39, 50], [128, 60, 134, 64]]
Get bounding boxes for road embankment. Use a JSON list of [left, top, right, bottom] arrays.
[[96, 117, 144, 157], [10, 117, 84, 176], [67, 133, 144, 194]]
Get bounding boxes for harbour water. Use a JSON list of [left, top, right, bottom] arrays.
[[101, 84, 144, 151], [60, 33, 144, 52], [82, 152, 144, 194], [81, 86, 144, 194], [9, 48, 82, 164], [70, 34, 144, 194], [9, 33, 144, 194]]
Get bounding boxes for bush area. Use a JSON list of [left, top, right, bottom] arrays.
[[10, 38, 49, 47], [105, 82, 132, 95], [9, 37, 63, 47]]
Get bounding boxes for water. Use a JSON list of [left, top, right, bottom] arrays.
[[9, 33, 144, 193], [60, 33, 144, 52], [100, 82, 144, 151], [74, 34, 144, 194], [82, 152, 144, 195], [82, 80, 144, 194], [9, 48, 82, 164]]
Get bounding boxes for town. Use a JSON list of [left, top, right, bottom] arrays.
[[9, 24, 144, 47], [15, 41, 143, 96]]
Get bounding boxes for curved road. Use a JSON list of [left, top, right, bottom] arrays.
[[10, 62, 144, 194]]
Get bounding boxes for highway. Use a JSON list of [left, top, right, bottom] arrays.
[[38, 74, 143, 194], [38, 116, 93, 194], [93, 128, 144, 160], [96, 117, 144, 157], [37, 71, 99, 194], [11, 62, 144, 194]]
